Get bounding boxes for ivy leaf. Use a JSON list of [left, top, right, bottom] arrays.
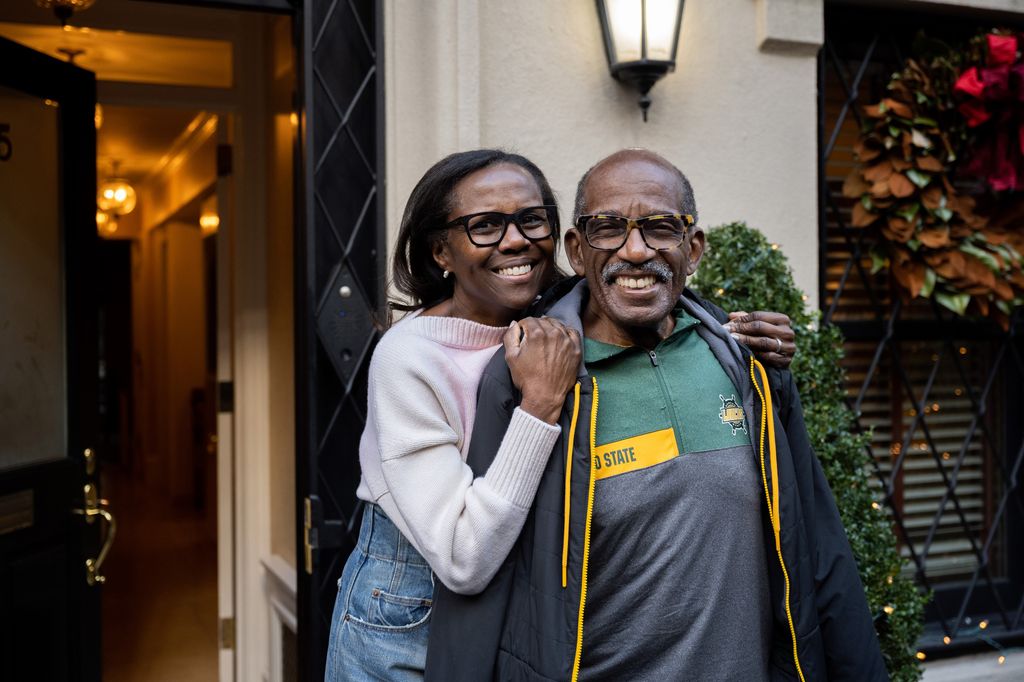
[[906, 169, 932, 187], [935, 290, 970, 316]]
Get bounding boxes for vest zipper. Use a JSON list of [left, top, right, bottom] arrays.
[[648, 350, 684, 452], [570, 377, 599, 682], [750, 358, 806, 682]]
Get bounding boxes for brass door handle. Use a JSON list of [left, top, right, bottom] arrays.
[[72, 483, 117, 586]]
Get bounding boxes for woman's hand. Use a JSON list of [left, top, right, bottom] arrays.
[[724, 311, 796, 369], [505, 317, 581, 424]]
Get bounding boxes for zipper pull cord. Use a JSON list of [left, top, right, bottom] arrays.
[[649, 350, 658, 366]]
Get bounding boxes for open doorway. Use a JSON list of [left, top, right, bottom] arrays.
[[0, 1, 298, 679], [93, 105, 225, 682]]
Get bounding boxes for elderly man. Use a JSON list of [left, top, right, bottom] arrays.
[[426, 149, 886, 681]]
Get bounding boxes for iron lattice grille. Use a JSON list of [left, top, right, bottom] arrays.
[[298, 0, 382, 679], [820, 11, 1024, 650]]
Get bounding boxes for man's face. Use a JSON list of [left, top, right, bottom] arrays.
[[564, 157, 704, 342]]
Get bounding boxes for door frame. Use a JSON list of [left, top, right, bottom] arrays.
[[0, 35, 98, 680]]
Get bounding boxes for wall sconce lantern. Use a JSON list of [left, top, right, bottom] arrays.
[[596, 0, 685, 121]]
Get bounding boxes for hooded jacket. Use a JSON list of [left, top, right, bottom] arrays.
[[425, 280, 888, 681]]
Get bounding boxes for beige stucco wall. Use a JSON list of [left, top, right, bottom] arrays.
[[386, 0, 824, 305]]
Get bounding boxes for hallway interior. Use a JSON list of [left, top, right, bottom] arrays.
[[100, 465, 218, 682]]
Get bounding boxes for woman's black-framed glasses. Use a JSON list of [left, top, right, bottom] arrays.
[[575, 213, 694, 251], [445, 205, 558, 247]]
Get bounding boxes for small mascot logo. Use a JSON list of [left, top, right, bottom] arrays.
[[719, 394, 747, 435]]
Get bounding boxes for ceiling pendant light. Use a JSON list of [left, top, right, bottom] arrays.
[[97, 161, 137, 217], [35, 0, 96, 27]]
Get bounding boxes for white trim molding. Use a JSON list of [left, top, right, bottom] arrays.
[[757, 0, 824, 55], [263, 554, 298, 682]]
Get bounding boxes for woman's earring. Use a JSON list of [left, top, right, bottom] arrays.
[[443, 269, 450, 279]]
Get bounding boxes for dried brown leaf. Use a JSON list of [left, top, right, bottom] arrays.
[[889, 173, 916, 198], [915, 155, 944, 172], [882, 97, 914, 118], [918, 227, 950, 248], [851, 202, 879, 228], [921, 186, 943, 210], [864, 161, 894, 183], [842, 173, 870, 198]]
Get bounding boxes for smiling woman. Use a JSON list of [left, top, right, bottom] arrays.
[[324, 150, 582, 680]]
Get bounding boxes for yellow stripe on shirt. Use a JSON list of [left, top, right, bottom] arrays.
[[592, 427, 679, 480]]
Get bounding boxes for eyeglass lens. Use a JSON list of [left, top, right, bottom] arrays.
[[466, 207, 553, 246], [585, 216, 686, 251]]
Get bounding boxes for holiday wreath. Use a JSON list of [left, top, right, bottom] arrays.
[[846, 31, 1024, 327]]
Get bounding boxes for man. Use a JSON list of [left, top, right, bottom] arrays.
[[425, 149, 887, 681]]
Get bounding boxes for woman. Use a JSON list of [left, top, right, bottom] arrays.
[[325, 150, 796, 681]]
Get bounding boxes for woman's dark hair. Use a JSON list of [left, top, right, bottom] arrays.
[[391, 149, 561, 312]]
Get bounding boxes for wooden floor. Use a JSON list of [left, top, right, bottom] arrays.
[[100, 465, 219, 682]]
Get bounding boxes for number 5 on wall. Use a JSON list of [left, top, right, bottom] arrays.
[[0, 123, 11, 161]]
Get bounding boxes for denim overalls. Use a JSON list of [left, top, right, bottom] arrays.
[[325, 503, 434, 681]]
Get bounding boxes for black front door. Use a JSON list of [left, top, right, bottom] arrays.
[[0, 37, 101, 681]]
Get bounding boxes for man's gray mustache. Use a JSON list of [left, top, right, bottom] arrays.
[[601, 261, 673, 283]]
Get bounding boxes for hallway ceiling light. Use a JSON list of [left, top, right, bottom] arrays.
[[97, 163, 137, 217], [35, 0, 96, 27], [596, 0, 685, 121], [96, 209, 117, 236], [199, 212, 219, 235]]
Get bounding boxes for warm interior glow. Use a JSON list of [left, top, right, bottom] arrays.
[[0, 22, 233, 89], [199, 213, 220, 235], [96, 210, 117, 236], [97, 178, 137, 216], [94, 102, 103, 129]]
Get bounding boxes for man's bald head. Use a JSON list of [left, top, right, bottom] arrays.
[[572, 149, 698, 224]]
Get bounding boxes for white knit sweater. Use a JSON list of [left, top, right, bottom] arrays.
[[354, 311, 561, 594]]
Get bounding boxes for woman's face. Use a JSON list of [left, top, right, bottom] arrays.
[[433, 163, 556, 326]]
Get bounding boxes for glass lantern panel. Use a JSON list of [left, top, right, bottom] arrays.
[[605, 0, 643, 63], [645, 0, 681, 61]]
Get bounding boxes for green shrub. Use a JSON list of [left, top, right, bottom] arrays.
[[692, 222, 928, 682]]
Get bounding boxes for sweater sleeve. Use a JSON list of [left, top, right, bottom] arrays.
[[370, 338, 560, 595]]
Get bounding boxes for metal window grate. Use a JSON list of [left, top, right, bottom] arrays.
[[820, 9, 1024, 650]]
